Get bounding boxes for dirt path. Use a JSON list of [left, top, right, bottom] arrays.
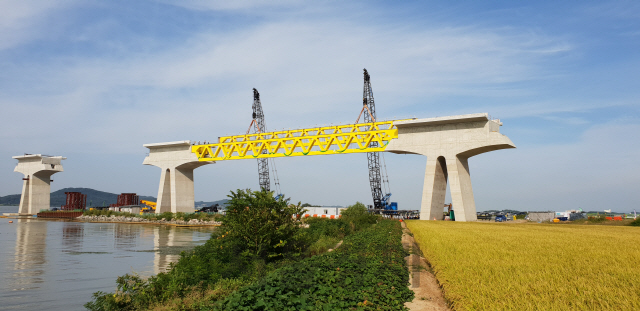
[[401, 221, 450, 311]]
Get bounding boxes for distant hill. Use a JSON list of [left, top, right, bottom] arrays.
[[0, 187, 156, 207], [0, 194, 21, 206], [0, 187, 230, 208]]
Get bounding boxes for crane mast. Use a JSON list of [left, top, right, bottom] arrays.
[[362, 69, 384, 209], [251, 88, 270, 191]]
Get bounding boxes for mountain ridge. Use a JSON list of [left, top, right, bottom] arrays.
[[0, 187, 227, 208]]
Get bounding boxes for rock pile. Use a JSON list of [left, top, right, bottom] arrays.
[[77, 215, 221, 226]]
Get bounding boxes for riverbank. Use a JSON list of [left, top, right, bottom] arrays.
[[76, 214, 221, 226]]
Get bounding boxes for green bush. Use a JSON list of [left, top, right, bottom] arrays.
[[587, 215, 607, 223], [224, 189, 305, 260], [304, 217, 351, 239], [630, 217, 640, 227], [340, 201, 379, 231]]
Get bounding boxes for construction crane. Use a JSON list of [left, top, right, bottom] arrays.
[[247, 88, 282, 196], [358, 69, 397, 212], [140, 200, 156, 212]]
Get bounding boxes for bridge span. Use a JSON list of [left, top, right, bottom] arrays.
[[143, 112, 515, 221]]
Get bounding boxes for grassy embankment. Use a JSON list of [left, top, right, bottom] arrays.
[[86, 190, 413, 311], [406, 221, 640, 310], [218, 220, 413, 310]]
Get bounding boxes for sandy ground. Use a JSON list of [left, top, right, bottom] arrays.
[[401, 221, 450, 311]]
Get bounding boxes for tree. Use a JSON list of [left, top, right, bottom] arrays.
[[341, 201, 378, 231], [224, 189, 305, 260]]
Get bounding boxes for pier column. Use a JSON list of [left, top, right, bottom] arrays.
[[143, 141, 212, 214], [446, 155, 476, 222], [385, 113, 516, 221], [13, 154, 66, 215], [421, 156, 448, 220]]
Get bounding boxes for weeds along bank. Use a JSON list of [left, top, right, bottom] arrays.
[[406, 221, 640, 310], [80, 209, 222, 225], [85, 190, 414, 311]]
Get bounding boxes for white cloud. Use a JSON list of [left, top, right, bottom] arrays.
[[0, 11, 575, 160], [0, 0, 77, 50]]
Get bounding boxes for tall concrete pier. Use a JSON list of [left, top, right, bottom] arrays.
[[13, 154, 66, 215], [143, 141, 212, 214], [386, 113, 515, 221]]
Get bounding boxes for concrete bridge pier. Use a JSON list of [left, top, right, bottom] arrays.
[[386, 113, 516, 221], [13, 154, 66, 215], [143, 141, 212, 214]]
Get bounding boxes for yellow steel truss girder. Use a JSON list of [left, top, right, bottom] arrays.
[[192, 121, 398, 161]]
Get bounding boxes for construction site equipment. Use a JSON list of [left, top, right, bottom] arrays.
[[247, 89, 282, 195], [61, 192, 87, 210], [359, 69, 397, 212], [248, 88, 271, 191], [192, 121, 397, 161], [110, 193, 139, 207], [140, 200, 156, 211], [197, 204, 219, 213]]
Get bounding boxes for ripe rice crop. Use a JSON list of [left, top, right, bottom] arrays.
[[405, 221, 640, 310]]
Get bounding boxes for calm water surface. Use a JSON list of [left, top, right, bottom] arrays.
[[0, 206, 216, 310]]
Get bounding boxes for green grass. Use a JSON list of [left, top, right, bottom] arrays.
[[406, 221, 640, 310]]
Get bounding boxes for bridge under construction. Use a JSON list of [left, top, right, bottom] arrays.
[[143, 112, 515, 221]]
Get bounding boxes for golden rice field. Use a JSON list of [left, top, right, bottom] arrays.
[[405, 221, 640, 310]]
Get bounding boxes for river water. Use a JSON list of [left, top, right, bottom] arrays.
[[0, 206, 216, 310]]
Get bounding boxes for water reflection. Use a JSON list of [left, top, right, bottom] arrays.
[[114, 223, 138, 250], [62, 222, 84, 252], [154, 226, 177, 274], [13, 219, 47, 290]]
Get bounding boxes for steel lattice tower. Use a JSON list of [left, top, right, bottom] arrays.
[[252, 88, 270, 192], [363, 69, 383, 209]]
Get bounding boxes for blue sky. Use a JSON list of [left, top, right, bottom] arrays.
[[1, 1, 638, 212]]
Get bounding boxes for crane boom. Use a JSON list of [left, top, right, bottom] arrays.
[[362, 69, 384, 209], [251, 88, 270, 191]]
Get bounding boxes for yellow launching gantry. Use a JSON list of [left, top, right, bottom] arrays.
[[191, 121, 398, 161]]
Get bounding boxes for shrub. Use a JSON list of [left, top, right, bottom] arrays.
[[587, 215, 607, 223], [340, 201, 379, 231], [304, 217, 351, 239], [630, 217, 640, 227], [224, 189, 305, 261]]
